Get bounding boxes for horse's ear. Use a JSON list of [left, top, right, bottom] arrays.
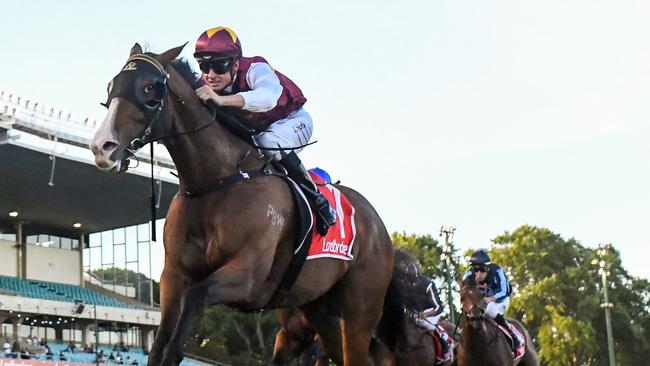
[[158, 43, 187, 63], [130, 43, 143, 56], [456, 277, 464, 289]]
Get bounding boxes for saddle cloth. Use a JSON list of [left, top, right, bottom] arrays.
[[497, 322, 526, 360], [305, 169, 356, 261], [430, 324, 455, 363], [267, 167, 355, 304]]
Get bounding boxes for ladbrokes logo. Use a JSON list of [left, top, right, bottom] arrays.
[[321, 238, 349, 255]]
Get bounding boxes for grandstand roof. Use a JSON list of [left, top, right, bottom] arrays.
[[0, 96, 179, 239]]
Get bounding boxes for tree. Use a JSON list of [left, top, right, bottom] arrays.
[[185, 306, 278, 365], [91, 267, 159, 305], [483, 225, 650, 366]]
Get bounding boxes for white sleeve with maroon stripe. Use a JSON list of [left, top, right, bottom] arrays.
[[238, 62, 283, 113]]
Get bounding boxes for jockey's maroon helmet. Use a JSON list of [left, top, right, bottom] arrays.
[[194, 26, 242, 60]]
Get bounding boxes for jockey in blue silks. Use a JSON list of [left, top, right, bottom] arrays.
[[462, 250, 523, 358]]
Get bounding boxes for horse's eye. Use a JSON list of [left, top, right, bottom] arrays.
[[143, 84, 154, 94]]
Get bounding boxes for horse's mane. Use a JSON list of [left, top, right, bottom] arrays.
[[168, 57, 202, 90], [377, 249, 432, 351]]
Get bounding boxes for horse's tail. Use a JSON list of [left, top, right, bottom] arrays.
[[375, 249, 423, 352]]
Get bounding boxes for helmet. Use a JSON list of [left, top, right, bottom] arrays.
[[469, 250, 491, 266], [194, 26, 242, 60]]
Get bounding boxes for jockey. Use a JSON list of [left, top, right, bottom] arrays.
[[462, 250, 523, 358], [193, 26, 336, 235], [407, 264, 452, 361]]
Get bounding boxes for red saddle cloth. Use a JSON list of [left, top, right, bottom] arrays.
[[306, 171, 356, 261]]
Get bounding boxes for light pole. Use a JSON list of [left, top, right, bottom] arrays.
[[591, 243, 616, 366], [439, 226, 456, 325], [94, 303, 99, 366]]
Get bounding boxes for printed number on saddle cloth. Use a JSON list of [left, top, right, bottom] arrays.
[[306, 170, 356, 261]]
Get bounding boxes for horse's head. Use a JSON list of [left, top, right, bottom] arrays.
[[90, 43, 186, 173], [460, 280, 487, 329]]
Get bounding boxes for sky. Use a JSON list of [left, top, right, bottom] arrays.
[[1, 0, 649, 280]]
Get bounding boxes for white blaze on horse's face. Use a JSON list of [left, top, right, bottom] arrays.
[[90, 98, 123, 173]]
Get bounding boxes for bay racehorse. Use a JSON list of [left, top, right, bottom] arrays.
[[90, 44, 394, 366], [458, 280, 539, 366], [273, 306, 399, 366]]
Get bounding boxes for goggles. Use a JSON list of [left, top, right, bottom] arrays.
[[472, 266, 488, 273], [198, 58, 234, 75]]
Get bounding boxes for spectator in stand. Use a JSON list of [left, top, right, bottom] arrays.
[[11, 339, 20, 358], [3, 339, 11, 357], [20, 349, 31, 359], [59, 350, 67, 361], [45, 345, 54, 360], [108, 351, 115, 360]]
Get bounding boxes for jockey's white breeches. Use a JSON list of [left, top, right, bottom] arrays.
[[485, 297, 510, 319], [416, 313, 444, 331], [254, 108, 313, 161]]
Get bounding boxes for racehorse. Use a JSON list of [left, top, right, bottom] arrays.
[[376, 250, 458, 366], [90, 44, 394, 366], [457, 280, 539, 366], [271, 307, 394, 366], [270, 251, 460, 366]]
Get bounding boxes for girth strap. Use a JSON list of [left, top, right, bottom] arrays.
[[183, 168, 277, 198]]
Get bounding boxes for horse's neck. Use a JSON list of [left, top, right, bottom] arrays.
[[164, 105, 256, 193]]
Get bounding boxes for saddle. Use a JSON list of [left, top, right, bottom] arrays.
[[264, 167, 356, 307]]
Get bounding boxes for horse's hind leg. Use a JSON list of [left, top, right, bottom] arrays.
[[340, 249, 393, 365]]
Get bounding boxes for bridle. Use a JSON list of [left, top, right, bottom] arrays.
[[120, 53, 170, 152], [103, 53, 218, 167]]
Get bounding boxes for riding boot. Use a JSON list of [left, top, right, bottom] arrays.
[[280, 151, 336, 235], [495, 314, 521, 350]]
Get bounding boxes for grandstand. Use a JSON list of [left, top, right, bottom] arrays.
[[0, 92, 214, 365]]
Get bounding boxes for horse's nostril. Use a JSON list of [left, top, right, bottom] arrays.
[[102, 141, 118, 152]]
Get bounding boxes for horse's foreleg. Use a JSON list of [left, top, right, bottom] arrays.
[[160, 280, 211, 366], [147, 270, 189, 366], [270, 328, 298, 366], [160, 267, 265, 365]]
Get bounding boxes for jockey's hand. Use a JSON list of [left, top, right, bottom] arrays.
[[484, 296, 496, 303], [195, 85, 220, 105], [195, 86, 246, 109]]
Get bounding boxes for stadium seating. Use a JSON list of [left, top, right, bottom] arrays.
[[0, 275, 137, 309], [27, 342, 206, 365]]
